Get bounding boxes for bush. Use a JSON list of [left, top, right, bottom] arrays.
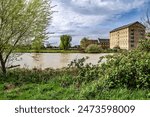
[[85, 44, 101, 53], [112, 46, 121, 52], [101, 50, 150, 89], [68, 57, 99, 86], [71, 39, 150, 89], [0, 68, 74, 86], [138, 39, 150, 52]]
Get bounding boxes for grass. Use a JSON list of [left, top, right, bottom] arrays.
[[14, 48, 116, 53], [0, 68, 150, 100], [0, 84, 150, 100], [15, 49, 82, 53]]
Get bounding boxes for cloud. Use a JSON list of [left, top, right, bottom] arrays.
[[48, 0, 149, 45]]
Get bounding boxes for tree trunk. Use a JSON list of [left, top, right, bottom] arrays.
[[0, 54, 6, 76]]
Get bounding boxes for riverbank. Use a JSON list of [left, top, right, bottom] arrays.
[[15, 49, 82, 53], [0, 39, 149, 100], [0, 68, 150, 100], [15, 48, 117, 53]]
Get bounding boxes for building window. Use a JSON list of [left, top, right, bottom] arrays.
[[131, 36, 134, 40], [131, 32, 134, 35], [131, 44, 134, 47]]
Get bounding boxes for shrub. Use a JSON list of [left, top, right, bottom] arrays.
[[85, 44, 101, 53], [100, 38, 150, 89], [101, 50, 150, 89], [0, 68, 74, 86], [70, 39, 150, 89], [68, 57, 99, 86], [138, 39, 150, 52], [112, 46, 121, 52]]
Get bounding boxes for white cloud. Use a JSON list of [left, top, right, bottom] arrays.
[[48, 0, 149, 45]]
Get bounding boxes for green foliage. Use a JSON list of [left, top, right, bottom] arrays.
[[138, 39, 150, 52], [0, 39, 150, 100], [15, 49, 81, 53], [31, 35, 45, 50], [59, 35, 72, 50], [0, 67, 150, 99], [68, 57, 100, 86], [0, 68, 80, 99], [101, 51, 150, 89], [112, 46, 121, 52], [147, 33, 150, 37], [0, 69, 52, 85], [0, 0, 52, 75], [70, 39, 150, 90], [74, 39, 150, 98], [79, 86, 150, 100], [85, 44, 101, 53], [79, 39, 150, 90], [80, 37, 99, 49], [80, 37, 89, 49]]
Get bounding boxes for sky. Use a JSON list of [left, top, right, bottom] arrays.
[[47, 0, 150, 46]]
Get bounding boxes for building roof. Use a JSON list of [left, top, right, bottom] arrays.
[[110, 21, 146, 33], [87, 39, 99, 42], [98, 38, 109, 41]]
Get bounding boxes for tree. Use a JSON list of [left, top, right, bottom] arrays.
[[31, 35, 45, 50], [59, 35, 72, 50], [0, 0, 52, 75], [85, 44, 101, 53], [80, 37, 98, 49], [80, 37, 89, 49]]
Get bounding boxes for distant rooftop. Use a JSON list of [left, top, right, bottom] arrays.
[[110, 21, 146, 33], [98, 38, 109, 40]]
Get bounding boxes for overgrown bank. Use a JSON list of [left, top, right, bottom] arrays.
[[0, 68, 150, 100], [0, 39, 150, 100]]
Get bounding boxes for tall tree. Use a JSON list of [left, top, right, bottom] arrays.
[[59, 35, 72, 50], [0, 0, 52, 75]]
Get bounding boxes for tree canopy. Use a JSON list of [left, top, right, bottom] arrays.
[[59, 35, 72, 50], [0, 0, 52, 75]]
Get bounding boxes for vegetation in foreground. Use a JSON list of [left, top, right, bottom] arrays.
[[0, 68, 150, 100], [0, 39, 150, 100]]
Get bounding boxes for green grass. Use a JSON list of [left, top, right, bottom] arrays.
[[0, 68, 150, 100], [14, 48, 116, 53], [79, 87, 150, 100], [0, 83, 150, 100], [15, 49, 82, 53]]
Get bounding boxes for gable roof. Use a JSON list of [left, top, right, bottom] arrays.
[[110, 21, 146, 33]]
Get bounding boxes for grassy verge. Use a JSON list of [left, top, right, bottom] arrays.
[[0, 68, 150, 100], [0, 84, 149, 100]]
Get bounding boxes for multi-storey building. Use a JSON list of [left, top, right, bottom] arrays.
[[110, 21, 146, 50]]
